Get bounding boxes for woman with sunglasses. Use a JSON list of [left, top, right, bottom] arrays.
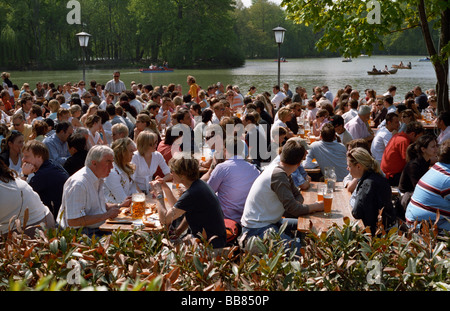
[[0, 130, 25, 176]]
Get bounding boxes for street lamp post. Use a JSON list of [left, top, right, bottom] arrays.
[[76, 32, 91, 82], [272, 26, 286, 87]]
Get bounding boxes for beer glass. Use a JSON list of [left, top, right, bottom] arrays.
[[131, 192, 146, 219], [317, 184, 327, 201], [323, 188, 333, 216]]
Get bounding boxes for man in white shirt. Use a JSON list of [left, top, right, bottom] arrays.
[[371, 112, 400, 164], [105, 71, 126, 103], [342, 99, 359, 124], [271, 85, 287, 109], [155, 97, 172, 127], [211, 101, 225, 125], [57, 145, 131, 237], [437, 111, 450, 144]]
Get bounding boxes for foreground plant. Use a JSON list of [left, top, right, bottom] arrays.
[[0, 218, 448, 291]]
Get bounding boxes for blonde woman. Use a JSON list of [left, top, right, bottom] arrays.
[[104, 137, 138, 204], [347, 147, 394, 235], [271, 107, 293, 142], [131, 130, 171, 194], [68, 104, 83, 129], [80, 104, 98, 126]]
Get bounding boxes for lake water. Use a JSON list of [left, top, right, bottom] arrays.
[[8, 55, 443, 99]]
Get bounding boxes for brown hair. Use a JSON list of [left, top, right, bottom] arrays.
[[280, 138, 306, 165], [23, 140, 49, 162], [169, 154, 199, 181]]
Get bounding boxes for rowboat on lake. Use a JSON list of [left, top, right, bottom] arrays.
[[367, 68, 398, 75]]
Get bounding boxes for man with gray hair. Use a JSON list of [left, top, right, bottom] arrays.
[[344, 105, 374, 142], [57, 145, 130, 236]]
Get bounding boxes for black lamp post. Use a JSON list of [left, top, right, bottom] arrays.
[[272, 26, 286, 87], [76, 32, 91, 82]]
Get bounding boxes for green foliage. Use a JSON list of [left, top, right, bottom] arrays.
[[0, 0, 437, 70], [1, 217, 448, 291]]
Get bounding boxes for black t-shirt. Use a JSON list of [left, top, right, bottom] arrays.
[[175, 179, 226, 249]]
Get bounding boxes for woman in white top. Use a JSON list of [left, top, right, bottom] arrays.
[[104, 137, 138, 204], [0, 159, 54, 236], [85, 114, 107, 150], [132, 130, 172, 194]]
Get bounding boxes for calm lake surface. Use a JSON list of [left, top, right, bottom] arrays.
[[9, 55, 444, 99]]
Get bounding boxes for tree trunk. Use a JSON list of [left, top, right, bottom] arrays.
[[437, 7, 450, 113], [418, 0, 449, 113]]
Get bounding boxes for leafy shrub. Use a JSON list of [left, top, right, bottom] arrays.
[[0, 217, 448, 291]]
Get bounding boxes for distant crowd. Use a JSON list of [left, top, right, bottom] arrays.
[[1, 70, 449, 252]]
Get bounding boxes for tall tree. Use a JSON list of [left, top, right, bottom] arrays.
[[282, 0, 450, 112]]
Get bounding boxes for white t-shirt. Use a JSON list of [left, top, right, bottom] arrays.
[[0, 178, 51, 234]]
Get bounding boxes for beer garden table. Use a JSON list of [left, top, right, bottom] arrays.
[[297, 181, 364, 233]]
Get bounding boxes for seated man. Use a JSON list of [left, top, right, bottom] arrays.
[[207, 137, 260, 227], [344, 105, 374, 142], [43, 121, 73, 167], [381, 121, 424, 186], [330, 115, 353, 146], [303, 123, 349, 182], [405, 139, 450, 232], [22, 140, 69, 220], [57, 145, 130, 237], [241, 139, 324, 253], [371, 112, 400, 164]]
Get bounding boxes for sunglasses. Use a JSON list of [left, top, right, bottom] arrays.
[[13, 123, 22, 127]]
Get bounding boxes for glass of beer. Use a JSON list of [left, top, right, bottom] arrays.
[[317, 184, 327, 201], [131, 193, 146, 219], [323, 188, 333, 216]]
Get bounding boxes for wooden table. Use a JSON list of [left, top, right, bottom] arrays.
[[297, 182, 364, 233]]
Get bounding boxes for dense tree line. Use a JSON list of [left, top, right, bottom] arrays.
[[0, 0, 438, 70]]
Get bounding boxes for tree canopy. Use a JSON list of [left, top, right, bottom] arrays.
[[281, 0, 450, 111], [0, 0, 442, 74]]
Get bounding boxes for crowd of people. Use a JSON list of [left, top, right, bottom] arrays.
[[0, 70, 449, 253]]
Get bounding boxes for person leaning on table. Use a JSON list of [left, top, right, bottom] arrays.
[[346, 147, 395, 235], [57, 145, 131, 237], [151, 154, 227, 249], [240, 138, 324, 253]]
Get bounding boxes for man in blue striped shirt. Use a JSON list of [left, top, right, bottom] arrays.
[[406, 139, 450, 232]]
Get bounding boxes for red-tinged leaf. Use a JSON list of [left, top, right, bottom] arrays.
[[23, 245, 35, 258], [167, 267, 180, 284]]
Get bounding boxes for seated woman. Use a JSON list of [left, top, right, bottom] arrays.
[[405, 139, 450, 233], [398, 109, 416, 133], [312, 108, 330, 137], [104, 137, 138, 204], [398, 135, 438, 211], [0, 158, 55, 237], [134, 113, 160, 144], [85, 114, 107, 149], [151, 154, 227, 249], [271, 107, 293, 142], [0, 130, 24, 176], [347, 147, 394, 235], [131, 130, 171, 194]]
